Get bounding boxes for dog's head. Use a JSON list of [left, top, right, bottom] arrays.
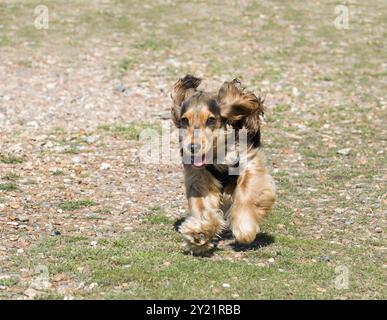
[[171, 75, 264, 168]]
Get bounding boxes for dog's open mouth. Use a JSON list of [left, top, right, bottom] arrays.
[[192, 154, 206, 168]]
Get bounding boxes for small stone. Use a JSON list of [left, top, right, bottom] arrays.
[[375, 227, 382, 233], [113, 80, 126, 93], [162, 261, 171, 267], [24, 288, 38, 298], [212, 287, 221, 294], [316, 286, 326, 293], [10, 203, 20, 209], [31, 279, 52, 290], [267, 258, 275, 264], [337, 148, 351, 156], [90, 240, 97, 247], [86, 282, 98, 292], [51, 229, 61, 236], [292, 87, 300, 97], [318, 256, 331, 262], [72, 156, 81, 163], [74, 165, 82, 175], [84, 136, 97, 144], [17, 215, 29, 222], [222, 283, 230, 288], [100, 163, 111, 170]]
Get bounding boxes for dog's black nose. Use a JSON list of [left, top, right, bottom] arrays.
[[188, 143, 201, 153]]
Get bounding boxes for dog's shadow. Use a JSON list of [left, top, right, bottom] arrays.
[[229, 233, 275, 251], [174, 217, 275, 255]]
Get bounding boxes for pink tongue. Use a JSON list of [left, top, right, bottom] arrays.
[[193, 157, 205, 167]]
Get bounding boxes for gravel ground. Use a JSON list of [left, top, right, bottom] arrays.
[[0, 0, 385, 299]]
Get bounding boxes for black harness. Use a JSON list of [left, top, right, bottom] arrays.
[[205, 164, 239, 192]]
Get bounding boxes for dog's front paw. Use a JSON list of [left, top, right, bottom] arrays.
[[179, 215, 224, 255]]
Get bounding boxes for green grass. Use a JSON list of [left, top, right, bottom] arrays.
[[144, 207, 174, 225], [116, 57, 137, 74], [0, 183, 17, 191], [58, 200, 97, 211], [2, 172, 21, 181], [97, 123, 161, 140], [0, 0, 385, 300], [0, 154, 24, 164], [52, 170, 64, 176], [0, 278, 19, 287], [13, 210, 384, 299], [62, 145, 80, 155]]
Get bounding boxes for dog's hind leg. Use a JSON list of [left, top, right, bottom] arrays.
[[229, 151, 276, 244]]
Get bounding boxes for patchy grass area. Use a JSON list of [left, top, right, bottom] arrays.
[[0, 154, 24, 164], [2, 172, 21, 181], [0, 0, 385, 300], [7, 210, 384, 299], [0, 183, 17, 191], [58, 200, 97, 211], [97, 123, 162, 140]]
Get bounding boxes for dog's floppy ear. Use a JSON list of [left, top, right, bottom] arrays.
[[217, 79, 264, 133], [171, 75, 202, 127]]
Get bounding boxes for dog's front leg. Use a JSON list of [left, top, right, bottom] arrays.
[[179, 168, 225, 255], [229, 152, 276, 244]]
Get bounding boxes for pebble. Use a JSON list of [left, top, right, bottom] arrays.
[[337, 148, 351, 156], [16, 215, 29, 222], [318, 256, 331, 262], [268, 258, 275, 264], [84, 136, 97, 144], [292, 87, 300, 97], [277, 224, 285, 230], [163, 261, 171, 267], [113, 80, 126, 93], [222, 283, 230, 288], [51, 229, 61, 236], [100, 163, 111, 170], [24, 288, 38, 298], [85, 282, 98, 292], [72, 156, 81, 163]]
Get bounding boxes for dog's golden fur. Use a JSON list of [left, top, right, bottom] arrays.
[[171, 75, 276, 254]]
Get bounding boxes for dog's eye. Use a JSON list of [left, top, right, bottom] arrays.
[[180, 117, 189, 127], [206, 117, 216, 126]]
